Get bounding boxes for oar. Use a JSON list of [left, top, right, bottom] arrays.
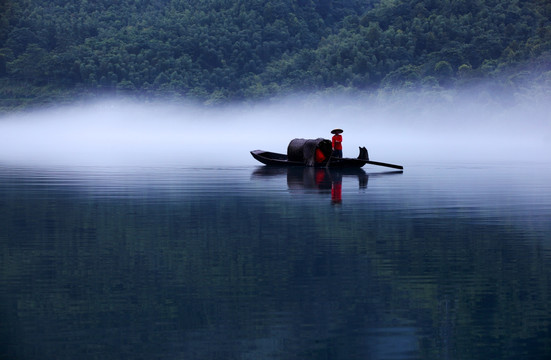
[[365, 160, 403, 170], [326, 150, 333, 168]]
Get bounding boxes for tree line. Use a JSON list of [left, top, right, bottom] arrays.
[[0, 0, 550, 109]]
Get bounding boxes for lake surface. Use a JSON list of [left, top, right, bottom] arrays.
[[1, 162, 550, 360]]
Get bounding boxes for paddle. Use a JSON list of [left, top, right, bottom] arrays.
[[365, 160, 403, 170], [326, 150, 333, 168]]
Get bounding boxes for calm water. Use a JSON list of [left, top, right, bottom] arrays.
[[1, 162, 550, 360]]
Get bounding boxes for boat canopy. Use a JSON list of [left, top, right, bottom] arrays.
[[287, 138, 332, 166]]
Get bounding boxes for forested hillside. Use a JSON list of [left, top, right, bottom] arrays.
[[1, 0, 550, 109]]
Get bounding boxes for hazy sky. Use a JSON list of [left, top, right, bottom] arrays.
[[0, 90, 549, 168]]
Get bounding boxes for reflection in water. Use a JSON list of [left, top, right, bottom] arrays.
[[1, 164, 550, 360], [252, 166, 402, 204]]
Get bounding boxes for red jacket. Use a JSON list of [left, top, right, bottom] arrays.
[[332, 134, 342, 150]]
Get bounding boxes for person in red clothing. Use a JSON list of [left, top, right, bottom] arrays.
[[331, 128, 343, 158]]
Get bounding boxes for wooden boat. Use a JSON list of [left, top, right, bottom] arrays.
[[251, 146, 403, 170]]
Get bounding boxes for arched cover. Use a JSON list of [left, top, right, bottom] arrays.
[[287, 138, 332, 166]]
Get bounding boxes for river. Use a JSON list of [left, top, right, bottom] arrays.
[[1, 161, 550, 359]]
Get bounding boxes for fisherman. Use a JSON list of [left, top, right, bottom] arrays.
[[331, 128, 343, 158]]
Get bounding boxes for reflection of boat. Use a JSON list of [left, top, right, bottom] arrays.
[[252, 166, 402, 204], [251, 138, 403, 170], [252, 166, 401, 184], [285, 167, 366, 193], [252, 165, 370, 180]]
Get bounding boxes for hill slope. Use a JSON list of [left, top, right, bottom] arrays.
[[1, 0, 550, 109]]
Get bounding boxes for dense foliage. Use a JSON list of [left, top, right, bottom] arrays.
[[1, 0, 550, 109]]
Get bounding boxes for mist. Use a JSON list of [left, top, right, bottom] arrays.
[[0, 90, 549, 168]]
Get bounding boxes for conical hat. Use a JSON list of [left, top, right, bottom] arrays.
[[331, 128, 343, 134]]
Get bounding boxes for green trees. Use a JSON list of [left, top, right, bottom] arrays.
[[0, 0, 550, 109]]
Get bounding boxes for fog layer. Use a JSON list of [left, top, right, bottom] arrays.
[[0, 92, 549, 168]]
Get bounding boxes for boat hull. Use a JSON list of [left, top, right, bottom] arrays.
[[250, 150, 368, 168]]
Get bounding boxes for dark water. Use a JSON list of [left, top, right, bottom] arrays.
[[1, 162, 550, 360]]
